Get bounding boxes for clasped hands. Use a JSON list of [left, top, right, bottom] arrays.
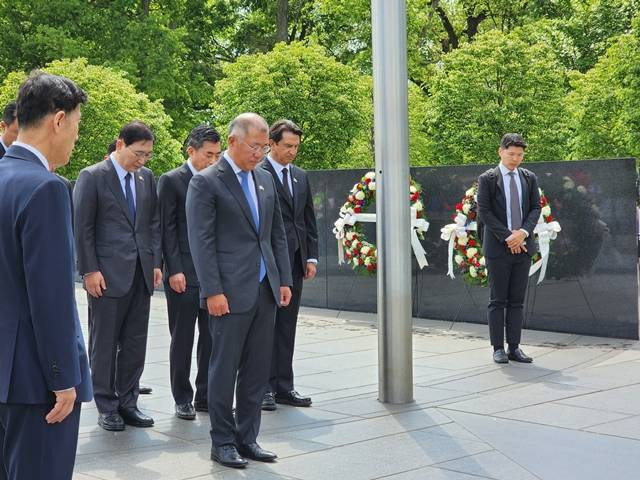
[[207, 286, 292, 317], [505, 229, 528, 254]]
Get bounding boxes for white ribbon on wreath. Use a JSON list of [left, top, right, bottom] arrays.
[[529, 217, 562, 284], [333, 208, 430, 269], [440, 212, 477, 279]]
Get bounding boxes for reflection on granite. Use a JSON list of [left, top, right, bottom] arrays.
[[302, 159, 639, 340]]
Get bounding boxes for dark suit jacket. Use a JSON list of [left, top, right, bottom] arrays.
[[477, 165, 541, 258], [186, 155, 293, 313], [158, 163, 199, 286], [74, 158, 162, 297], [0, 142, 5, 158], [259, 159, 318, 273], [0, 145, 92, 404]]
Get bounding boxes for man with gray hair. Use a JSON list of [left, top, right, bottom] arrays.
[[186, 113, 292, 468]]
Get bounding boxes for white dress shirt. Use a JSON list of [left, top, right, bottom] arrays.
[[110, 154, 136, 207], [186, 158, 198, 176], [12, 141, 50, 170], [498, 162, 529, 238], [224, 152, 259, 215]]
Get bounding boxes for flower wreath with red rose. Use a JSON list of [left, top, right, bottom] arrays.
[[333, 171, 428, 276], [440, 183, 560, 286]]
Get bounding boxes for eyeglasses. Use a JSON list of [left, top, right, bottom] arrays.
[[129, 147, 153, 160], [243, 141, 270, 155]]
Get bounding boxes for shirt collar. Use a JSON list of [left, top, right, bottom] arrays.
[[267, 155, 288, 175], [223, 151, 244, 176], [109, 153, 130, 180], [12, 141, 50, 170], [186, 158, 198, 176], [499, 162, 518, 177]]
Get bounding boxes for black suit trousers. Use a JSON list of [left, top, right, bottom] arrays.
[[269, 249, 304, 393], [165, 284, 211, 405], [485, 253, 530, 347], [0, 402, 81, 480], [208, 279, 276, 447], [88, 260, 150, 413]]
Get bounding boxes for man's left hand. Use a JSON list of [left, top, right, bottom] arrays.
[[153, 268, 163, 288], [506, 230, 526, 249], [304, 262, 317, 280], [280, 286, 292, 307]]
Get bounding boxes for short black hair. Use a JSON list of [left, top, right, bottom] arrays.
[[16, 72, 87, 129], [2, 101, 17, 125], [186, 124, 220, 150], [118, 121, 155, 146], [106, 139, 117, 155], [269, 119, 303, 143], [500, 133, 527, 150]]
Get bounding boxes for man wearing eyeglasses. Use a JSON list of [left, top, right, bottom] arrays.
[[158, 124, 221, 420], [74, 121, 163, 431], [186, 113, 292, 468]]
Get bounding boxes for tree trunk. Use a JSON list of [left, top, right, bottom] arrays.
[[276, 0, 289, 43]]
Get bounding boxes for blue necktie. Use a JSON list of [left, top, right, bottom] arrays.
[[124, 172, 136, 222], [239, 171, 266, 281]]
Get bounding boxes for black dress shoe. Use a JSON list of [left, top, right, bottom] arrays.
[[98, 412, 125, 431], [175, 403, 196, 420], [194, 401, 208, 412], [119, 407, 154, 427], [508, 348, 533, 363], [211, 445, 248, 468], [261, 391, 276, 411], [139, 386, 153, 395], [237, 443, 277, 462], [275, 390, 312, 407], [493, 349, 509, 364]]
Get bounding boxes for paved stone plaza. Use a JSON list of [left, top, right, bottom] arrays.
[[73, 288, 640, 480]]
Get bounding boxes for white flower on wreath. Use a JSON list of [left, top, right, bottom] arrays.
[[410, 185, 418, 194], [368, 181, 376, 191], [350, 184, 359, 193], [413, 200, 423, 211], [479, 256, 486, 266], [364, 256, 373, 266], [454, 255, 464, 265], [457, 236, 468, 246], [465, 188, 475, 196], [346, 231, 356, 241], [462, 203, 471, 215], [360, 246, 371, 256], [466, 247, 478, 259], [355, 191, 365, 201], [469, 265, 478, 277], [365, 172, 376, 180], [541, 205, 551, 217]]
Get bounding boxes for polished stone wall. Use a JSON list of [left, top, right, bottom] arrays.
[[302, 158, 639, 340]]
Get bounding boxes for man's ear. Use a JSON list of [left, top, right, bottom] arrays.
[[53, 110, 66, 132]]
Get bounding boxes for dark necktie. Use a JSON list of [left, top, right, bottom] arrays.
[[239, 171, 266, 281], [124, 172, 136, 222], [282, 167, 293, 202], [508, 171, 522, 230]]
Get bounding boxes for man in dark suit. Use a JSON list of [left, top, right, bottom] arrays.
[[0, 101, 18, 157], [259, 120, 318, 411], [158, 124, 221, 420], [477, 133, 541, 364], [74, 121, 163, 431], [0, 72, 92, 479], [186, 113, 292, 469]]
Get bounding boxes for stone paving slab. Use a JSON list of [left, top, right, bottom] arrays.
[[73, 290, 640, 480]]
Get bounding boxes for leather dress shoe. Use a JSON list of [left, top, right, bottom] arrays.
[[508, 348, 533, 363], [98, 412, 125, 431], [175, 403, 196, 420], [493, 349, 509, 364], [119, 407, 154, 427], [194, 401, 208, 412], [139, 386, 153, 394], [237, 443, 277, 462], [275, 390, 312, 407], [211, 445, 248, 468], [261, 391, 277, 411]]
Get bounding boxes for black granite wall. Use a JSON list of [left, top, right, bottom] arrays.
[[302, 158, 639, 340]]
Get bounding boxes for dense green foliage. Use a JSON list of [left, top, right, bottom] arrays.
[[0, 0, 638, 175]]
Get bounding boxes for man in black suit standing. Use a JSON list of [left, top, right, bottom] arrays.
[[0, 72, 92, 479], [259, 120, 318, 411], [186, 113, 293, 468], [477, 133, 541, 364], [158, 125, 221, 420], [0, 101, 18, 157], [74, 121, 163, 431]]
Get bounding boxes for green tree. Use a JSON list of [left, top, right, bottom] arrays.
[[209, 42, 371, 170], [568, 23, 640, 159], [422, 29, 570, 164], [0, 58, 183, 179]]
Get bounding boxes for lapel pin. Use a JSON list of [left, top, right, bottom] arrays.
[[293, 178, 298, 183], [259, 185, 265, 190], [138, 176, 143, 181]]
